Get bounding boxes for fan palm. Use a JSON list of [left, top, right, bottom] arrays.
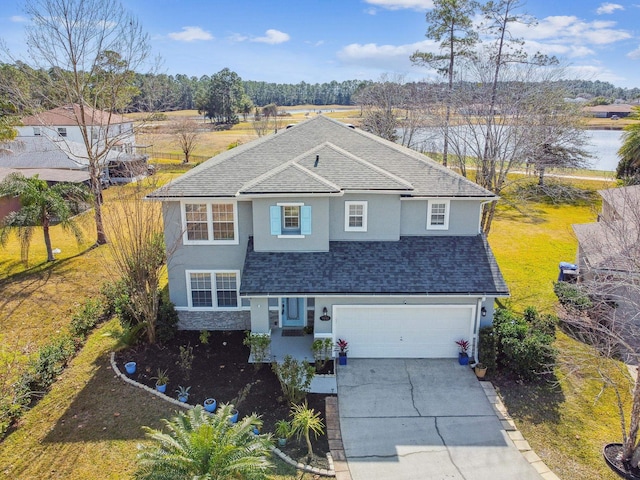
[[617, 106, 640, 182], [0, 173, 89, 264], [135, 404, 273, 480]]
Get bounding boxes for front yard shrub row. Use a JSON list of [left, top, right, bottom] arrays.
[[272, 355, 315, 405], [492, 307, 558, 381], [0, 297, 108, 437]]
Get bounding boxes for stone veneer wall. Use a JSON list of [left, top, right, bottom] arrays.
[[177, 310, 251, 331]]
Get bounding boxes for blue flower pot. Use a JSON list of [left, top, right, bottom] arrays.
[[338, 354, 347, 366], [458, 353, 469, 365], [229, 410, 239, 423], [125, 362, 136, 374], [204, 398, 217, 413], [156, 383, 167, 393], [178, 395, 188, 403]]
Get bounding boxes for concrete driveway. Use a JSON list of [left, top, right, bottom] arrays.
[[337, 359, 543, 480]]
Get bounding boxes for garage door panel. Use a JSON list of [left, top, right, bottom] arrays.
[[335, 305, 474, 358]]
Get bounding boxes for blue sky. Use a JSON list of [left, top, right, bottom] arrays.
[[2, 0, 639, 88]]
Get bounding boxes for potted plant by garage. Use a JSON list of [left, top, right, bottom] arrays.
[[275, 419, 292, 447], [336, 338, 348, 366], [456, 339, 470, 365], [203, 397, 217, 413], [474, 362, 488, 379], [176, 385, 191, 403], [153, 368, 169, 393]]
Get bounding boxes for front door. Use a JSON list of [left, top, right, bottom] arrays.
[[282, 298, 305, 328]]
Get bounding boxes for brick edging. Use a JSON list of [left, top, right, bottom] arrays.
[[325, 396, 352, 480], [481, 381, 561, 480], [109, 353, 335, 477]]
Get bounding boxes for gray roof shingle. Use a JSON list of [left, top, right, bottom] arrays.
[[149, 115, 495, 199], [239, 235, 509, 296]]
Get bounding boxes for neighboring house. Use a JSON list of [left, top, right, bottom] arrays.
[[582, 104, 633, 119], [148, 115, 509, 359], [573, 185, 640, 280], [18, 104, 136, 152], [14, 105, 149, 184]]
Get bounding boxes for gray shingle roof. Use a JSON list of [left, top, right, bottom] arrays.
[[149, 115, 495, 199], [239, 235, 509, 296]]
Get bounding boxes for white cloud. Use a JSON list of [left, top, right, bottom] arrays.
[[252, 29, 290, 44], [628, 45, 640, 60], [168, 26, 213, 42], [10, 15, 27, 23], [228, 33, 248, 43], [596, 3, 624, 14], [364, 0, 433, 11], [510, 15, 631, 46]]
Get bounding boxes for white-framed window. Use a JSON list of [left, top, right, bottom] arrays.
[[427, 200, 450, 230], [181, 201, 238, 245], [186, 270, 240, 309], [345, 201, 368, 232], [33, 127, 41, 136], [270, 203, 311, 237], [57, 127, 67, 137]]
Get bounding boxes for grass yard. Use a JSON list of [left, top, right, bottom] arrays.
[[489, 178, 628, 480]]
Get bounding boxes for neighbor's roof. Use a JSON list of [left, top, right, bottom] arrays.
[[148, 115, 495, 199], [240, 235, 509, 297], [21, 104, 130, 127], [0, 167, 89, 183], [0, 136, 123, 170], [599, 185, 640, 220]]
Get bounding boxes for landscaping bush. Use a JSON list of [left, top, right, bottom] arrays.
[[554, 281, 593, 311], [69, 297, 105, 340], [493, 307, 557, 381], [478, 326, 497, 371], [26, 334, 76, 392], [156, 294, 179, 344], [272, 355, 315, 405]]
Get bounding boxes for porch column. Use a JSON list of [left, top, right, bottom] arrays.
[[249, 297, 270, 334]]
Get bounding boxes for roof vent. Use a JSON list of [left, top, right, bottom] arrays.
[[314, 154, 319, 167]]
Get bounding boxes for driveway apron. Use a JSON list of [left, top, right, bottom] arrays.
[[337, 359, 543, 480]]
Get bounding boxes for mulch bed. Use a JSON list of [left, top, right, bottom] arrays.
[[114, 330, 331, 466], [603, 443, 640, 480]]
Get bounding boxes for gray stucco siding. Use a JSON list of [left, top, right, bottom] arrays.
[[162, 200, 252, 308], [252, 197, 329, 252], [329, 194, 401, 241], [400, 199, 482, 236]]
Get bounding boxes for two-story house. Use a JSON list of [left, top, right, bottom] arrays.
[[15, 104, 149, 183], [148, 115, 508, 360]]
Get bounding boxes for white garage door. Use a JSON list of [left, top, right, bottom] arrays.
[[334, 305, 475, 358]]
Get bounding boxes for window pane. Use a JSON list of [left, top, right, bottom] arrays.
[[347, 203, 364, 228], [185, 204, 209, 240], [431, 203, 446, 225], [190, 273, 213, 307], [215, 273, 238, 307], [283, 206, 300, 229], [212, 204, 235, 240]]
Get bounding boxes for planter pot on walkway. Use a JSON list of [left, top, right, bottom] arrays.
[[458, 353, 469, 366], [338, 353, 347, 366], [603, 443, 640, 479], [125, 362, 136, 375]]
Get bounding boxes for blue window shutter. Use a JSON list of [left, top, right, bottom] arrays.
[[270, 206, 281, 235], [301, 206, 312, 235]]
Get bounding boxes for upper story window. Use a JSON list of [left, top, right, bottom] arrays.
[[33, 127, 41, 136], [182, 201, 238, 245], [57, 127, 67, 137], [270, 203, 311, 237], [345, 201, 368, 232], [427, 200, 450, 230], [187, 270, 239, 309]]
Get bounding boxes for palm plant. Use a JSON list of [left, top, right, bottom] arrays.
[[617, 107, 640, 183], [0, 173, 89, 264], [289, 402, 325, 461], [135, 404, 273, 480]]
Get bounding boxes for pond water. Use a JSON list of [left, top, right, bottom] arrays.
[[584, 129, 623, 172]]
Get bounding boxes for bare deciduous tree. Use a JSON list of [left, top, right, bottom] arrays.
[[171, 117, 200, 164], [2, 0, 152, 245]]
